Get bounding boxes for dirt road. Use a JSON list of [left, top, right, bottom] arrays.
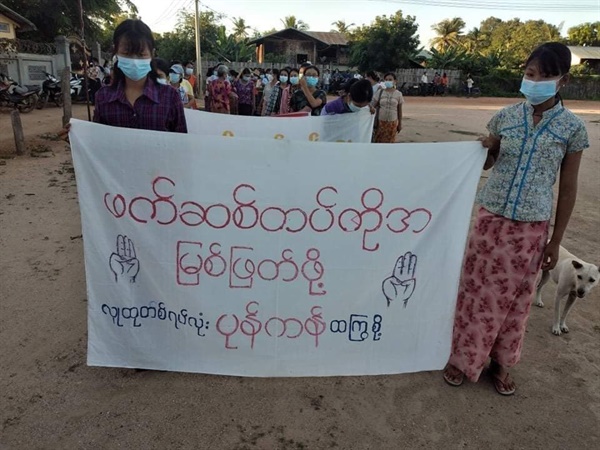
[[1, 98, 599, 449]]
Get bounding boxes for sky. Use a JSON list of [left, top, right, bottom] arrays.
[[135, 0, 599, 47]]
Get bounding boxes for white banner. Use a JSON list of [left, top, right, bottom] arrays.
[[184, 109, 375, 143], [70, 119, 485, 377]]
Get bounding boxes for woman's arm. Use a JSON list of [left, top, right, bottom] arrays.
[[481, 134, 501, 170], [299, 77, 323, 109], [542, 151, 583, 270]]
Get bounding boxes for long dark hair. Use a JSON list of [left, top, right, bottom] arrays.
[[525, 42, 571, 104], [525, 42, 571, 78], [112, 19, 155, 86], [150, 58, 169, 82]]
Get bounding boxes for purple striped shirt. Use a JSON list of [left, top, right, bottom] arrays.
[[93, 78, 187, 133]]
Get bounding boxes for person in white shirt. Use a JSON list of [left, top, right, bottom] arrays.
[[466, 74, 474, 97], [420, 71, 428, 95]]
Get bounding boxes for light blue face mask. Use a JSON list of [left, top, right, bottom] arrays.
[[384, 81, 394, 89], [290, 76, 299, 85], [280, 75, 288, 83], [156, 78, 168, 85], [348, 101, 364, 113], [117, 56, 151, 81], [169, 73, 181, 84], [243, 75, 251, 81], [305, 76, 318, 87], [520, 77, 561, 105]]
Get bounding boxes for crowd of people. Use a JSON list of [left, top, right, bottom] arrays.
[[88, 19, 589, 397], [199, 63, 404, 143]]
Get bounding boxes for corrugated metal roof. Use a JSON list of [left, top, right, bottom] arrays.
[[568, 46, 600, 61], [249, 28, 348, 46], [304, 31, 348, 46]]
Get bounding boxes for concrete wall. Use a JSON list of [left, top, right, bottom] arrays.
[[0, 35, 71, 86]]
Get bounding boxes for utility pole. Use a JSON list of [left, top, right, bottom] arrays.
[[194, 0, 203, 99]]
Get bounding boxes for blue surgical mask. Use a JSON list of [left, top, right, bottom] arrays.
[[306, 76, 318, 87], [290, 76, 299, 85], [520, 77, 561, 106], [384, 81, 394, 89], [169, 73, 181, 84], [156, 78, 168, 85], [243, 75, 251, 81], [279, 75, 288, 83], [348, 101, 364, 113], [117, 56, 151, 81], [213, 71, 217, 76]]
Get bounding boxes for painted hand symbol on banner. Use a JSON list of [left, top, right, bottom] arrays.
[[382, 252, 417, 307], [109, 235, 140, 283]]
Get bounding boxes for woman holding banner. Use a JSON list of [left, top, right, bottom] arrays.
[[93, 19, 187, 133], [443, 43, 588, 395]]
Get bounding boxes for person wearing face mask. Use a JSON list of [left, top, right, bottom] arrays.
[[183, 61, 196, 90], [260, 68, 279, 116], [207, 64, 232, 114], [93, 19, 186, 133], [372, 73, 404, 143], [151, 58, 170, 85], [264, 68, 292, 116], [169, 64, 195, 109], [291, 65, 327, 116], [233, 68, 256, 116], [320, 79, 372, 115], [442, 43, 589, 396]]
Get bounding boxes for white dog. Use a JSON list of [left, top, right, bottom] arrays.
[[535, 246, 599, 335]]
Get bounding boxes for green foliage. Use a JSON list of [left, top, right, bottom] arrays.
[[210, 26, 255, 63], [570, 62, 594, 76], [430, 17, 465, 51], [348, 11, 419, 72], [430, 16, 563, 70], [567, 22, 600, 46], [154, 10, 221, 63], [280, 16, 308, 31], [331, 21, 354, 34], [476, 68, 521, 97], [232, 17, 251, 40], [2, 0, 137, 43]]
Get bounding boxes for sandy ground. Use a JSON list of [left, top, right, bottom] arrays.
[[1, 97, 599, 450]]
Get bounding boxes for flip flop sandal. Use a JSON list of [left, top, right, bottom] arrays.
[[493, 373, 516, 396], [443, 366, 464, 387]]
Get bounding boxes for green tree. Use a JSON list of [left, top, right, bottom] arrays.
[[210, 26, 255, 62], [1, 0, 137, 43], [430, 17, 466, 51], [331, 20, 354, 34], [348, 11, 419, 72], [280, 16, 309, 31], [462, 27, 485, 54], [154, 10, 222, 63], [232, 17, 250, 40], [567, 22, 600, 46]]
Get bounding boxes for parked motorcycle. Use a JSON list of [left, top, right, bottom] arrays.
[[70, 73, 92, 103], [0, 73, 40, 113], [36, 71, 63, 109]]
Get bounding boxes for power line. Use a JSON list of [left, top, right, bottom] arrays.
[[151, 0, 193, 27], [373, 0, 598, 11]]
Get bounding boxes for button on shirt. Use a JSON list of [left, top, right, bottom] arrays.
[[93, 78, 187, 133], [477, 101, 589, 222]]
